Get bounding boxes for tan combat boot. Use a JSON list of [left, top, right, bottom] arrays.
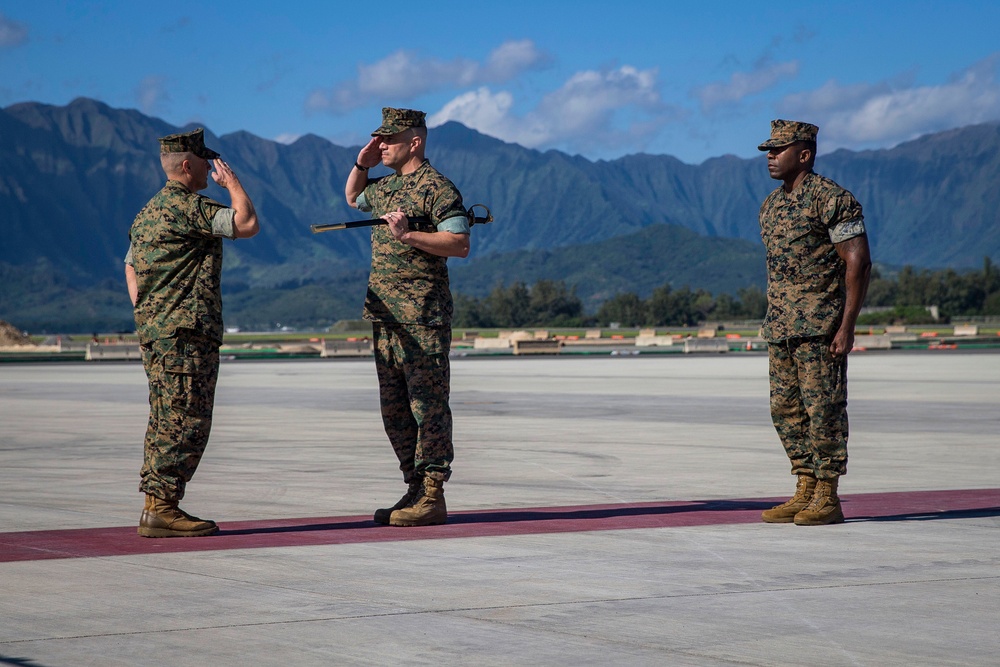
[[761, 474, 817, 523], [373, 478, 424, 525], [794, 477, 844, 526], [138, 494, 219, 537], [389, 477, 447, 527]]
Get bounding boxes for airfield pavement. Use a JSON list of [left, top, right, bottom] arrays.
[[0, 351, 998, 667]]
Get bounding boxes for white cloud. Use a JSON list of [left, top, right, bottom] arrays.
[[429, 88, 515, 132], [483, 39, 552, 80], [694, 60, 799, 111], [134, 76, 170, 115], [781, 79, 892, 116], [307, 39, 548, 114], [779, 54, 1000, 149], [273, 133, 301, 145], [0, 12, 28, 48], [360, 51, 478, 98], [429, 65, 677, 157]]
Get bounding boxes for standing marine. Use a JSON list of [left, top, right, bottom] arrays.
[[125, 128, 259, 537], [345, 107, 471, 527], [757, 119, 872, 526]]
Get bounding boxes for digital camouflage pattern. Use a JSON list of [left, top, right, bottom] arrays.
[[359, 151, 466, 484], [371, 107, 426, 136], [139, 330, 220, 501], [374, 322, 453, 481], [129, 180, 229, 345], [758, 171, 865, 342], [760, 161, 861, 481], [158, 127, 220, 159], [360, 159, 467, 327], [130, 176, 232, 502], [768, 337, 848, 479], [757, 119, 819, 151]]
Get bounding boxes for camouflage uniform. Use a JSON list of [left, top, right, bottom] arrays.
[[357, 157, 467, 483], [759, 167, 866, 480], [127, 131, 236, 501]]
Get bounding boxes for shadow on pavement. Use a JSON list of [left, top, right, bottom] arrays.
[[449, 500, 775, 524], [847, 506, 1000, 522], [0, 654, 52, 667], [218, 500, 776, 536]]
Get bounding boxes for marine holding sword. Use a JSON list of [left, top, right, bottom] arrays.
[[345, 107, 471, 527]]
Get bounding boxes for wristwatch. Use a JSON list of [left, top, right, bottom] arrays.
[[354, 162, 368, 172]]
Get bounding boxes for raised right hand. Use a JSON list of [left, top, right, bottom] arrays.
[[357, 137, 382, 169]]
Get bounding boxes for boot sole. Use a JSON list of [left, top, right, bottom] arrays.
[[138, 525, 220, 538], [794, 515, 845, 526], [374, 505, 414, 524], [388, 517, 447, 527], [794, 508, 846, 526], [761, 504, 810, 523]]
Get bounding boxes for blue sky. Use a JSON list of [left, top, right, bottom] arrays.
[[2, 0, 999, 164]]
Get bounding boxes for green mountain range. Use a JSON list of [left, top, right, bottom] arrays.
[[2, 97, 998, 332]]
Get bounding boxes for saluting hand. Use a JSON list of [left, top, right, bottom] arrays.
[[211, 159, 239, 189], [357, 137, 382, 170]]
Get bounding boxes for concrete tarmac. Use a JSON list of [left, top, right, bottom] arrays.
[[1, 351, 998, 666]]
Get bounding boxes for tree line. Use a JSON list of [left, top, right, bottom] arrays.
[[859, 259, 1000, 323], [453, 258, 1000, 328], [453, 280, 768, 328]]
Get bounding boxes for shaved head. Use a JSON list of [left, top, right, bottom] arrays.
[[160, 151, 190, 177]]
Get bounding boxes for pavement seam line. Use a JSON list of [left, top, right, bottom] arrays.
[[3, 573, 997, 646]]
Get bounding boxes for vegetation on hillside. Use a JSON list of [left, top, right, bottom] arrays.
[[454, 259, 1000, 329], [4, 99, 1000, 334]]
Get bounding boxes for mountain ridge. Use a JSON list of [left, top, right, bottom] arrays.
[[1, 97, 998, 330]]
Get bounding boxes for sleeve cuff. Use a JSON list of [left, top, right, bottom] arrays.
[[829, 218, 866, 244], [437, 214, 470, 234], [212, 208, 237, 239], [356, 191, 373, 213]]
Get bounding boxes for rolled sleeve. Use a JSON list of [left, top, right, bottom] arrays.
[[356, 191, 373, 214], [211, 208, 237, 239], [829, 218, 866, 244], [437, 214, 470, 234]]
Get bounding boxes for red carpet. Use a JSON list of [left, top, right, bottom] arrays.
[[2, 488, 997, 563]]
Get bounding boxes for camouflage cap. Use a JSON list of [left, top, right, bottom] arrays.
[[757, 119, 819, 151], [371, 107, 427, 136], [159, 128, 220, 160]]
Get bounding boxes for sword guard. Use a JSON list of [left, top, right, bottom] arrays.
[[468, 203, 493, 225]]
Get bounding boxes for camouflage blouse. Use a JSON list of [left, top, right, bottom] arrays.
[[759, 172, 865, 342], [129, 180, 231, 344], [358, 160, 466, 327]]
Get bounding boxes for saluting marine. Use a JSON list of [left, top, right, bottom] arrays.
[[125, 128, 259, 537], [345, 107, 471, 527]]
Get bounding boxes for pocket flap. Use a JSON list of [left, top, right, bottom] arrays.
[[163, 354, 196, 375]]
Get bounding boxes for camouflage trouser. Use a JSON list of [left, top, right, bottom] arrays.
[[768, 336, 848, 479], [139, 329, 220, 501], [373, 322, 453, 482]]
